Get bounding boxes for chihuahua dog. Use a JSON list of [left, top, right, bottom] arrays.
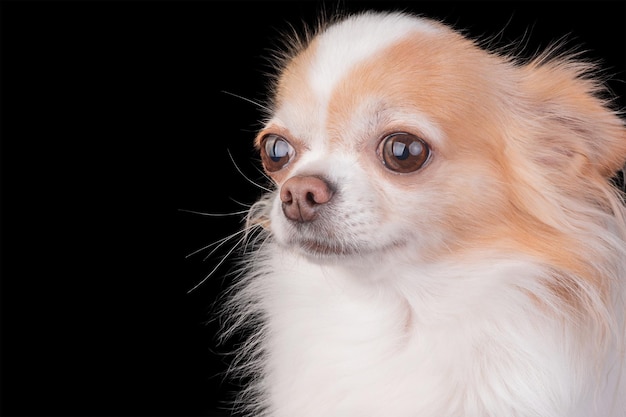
[[222, 11, 626, 417]]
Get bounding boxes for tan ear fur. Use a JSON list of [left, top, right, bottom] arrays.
[[518, 54, 626, 179]]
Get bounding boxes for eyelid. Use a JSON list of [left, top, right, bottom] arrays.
[[378, 110, 444, 149], [255, 118, 290, 145]]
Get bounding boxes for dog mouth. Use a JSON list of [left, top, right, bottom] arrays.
[[300, 239, 357, 256], [295, 238, 405, 259]]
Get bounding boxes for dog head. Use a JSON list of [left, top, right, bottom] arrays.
[[252, 11, 626, 269]]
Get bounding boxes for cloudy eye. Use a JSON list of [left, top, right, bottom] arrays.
[[260, 134, 295, 172], [380, 132, 430, 173]]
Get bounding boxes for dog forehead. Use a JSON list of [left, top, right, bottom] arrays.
[[308, 12, 442, 107], [271, 13, 444, 145]]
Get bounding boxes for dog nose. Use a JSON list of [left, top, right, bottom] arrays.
[[280, 176, 334, 222]]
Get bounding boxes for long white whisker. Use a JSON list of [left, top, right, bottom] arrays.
[[241, 223, 266, 254], [221, 90, 273, 114], [178, 208, 250, 217], [187, 234, 246, 294], [253, 162, 273, 185], [202, 229, 249, 262], [227, 149, 273, 193], [228, 197, 256, 209], [185, 228, 248, 259]]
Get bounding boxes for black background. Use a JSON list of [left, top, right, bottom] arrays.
[[1, 1, 624, 416]]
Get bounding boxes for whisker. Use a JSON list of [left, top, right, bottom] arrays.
[[187, 234, 246, 294], [241, 223, 267, 254], [178, 208, 250, 217], [227, 149, 273, 193], [185, 228, 248, 259], [182, 89, 275, 293], [221, 90, 273, 114], [202, 229, 250, 262], [253, 161, 273, 185], [228, 197, 256, 209]]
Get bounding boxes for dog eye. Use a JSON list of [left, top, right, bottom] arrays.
[[260, 134, 295, 172], [380, 133, 430, 173]]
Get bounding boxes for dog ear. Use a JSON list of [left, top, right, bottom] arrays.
[[518, 54, 626, 179]]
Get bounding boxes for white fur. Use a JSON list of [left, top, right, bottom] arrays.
[[253, 254, 609, 417], [230, 237, 626, 416]]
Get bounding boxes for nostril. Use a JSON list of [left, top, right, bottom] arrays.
[[306, 191, 317, 205], [280, 187, 293, 205]]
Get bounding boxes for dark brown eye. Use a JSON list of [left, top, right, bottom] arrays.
[[380, 133, 430, 173], [260, 134, 295, 172]]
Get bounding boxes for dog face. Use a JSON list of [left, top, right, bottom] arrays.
[[254, 12, 626, 269]]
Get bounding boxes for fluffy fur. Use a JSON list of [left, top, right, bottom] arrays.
[[222, 11, 626, 417]]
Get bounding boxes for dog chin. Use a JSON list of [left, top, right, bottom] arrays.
[[288, 237, 406, 263]]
